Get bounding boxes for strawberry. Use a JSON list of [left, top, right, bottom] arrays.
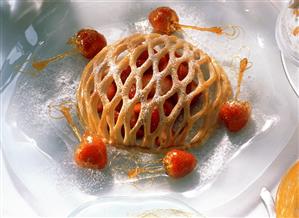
[[219, 100, 251, 132], [75, 29, 107, 59], [163, 149, 197, 178], [74, 132, 107, 169]]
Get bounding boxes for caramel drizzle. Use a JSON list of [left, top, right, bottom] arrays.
[[128, 158, 164, 179], [178, 24, 240, 39], [293, 9, 299, 17], [128, 166, 164, 179], [48, 101, 82, 141], [32, 49, 77, 71], [292, 26, 299, 36], [178, 24, 223, 35], [60, 105, 82, 142], [235, 58, 250, 100]]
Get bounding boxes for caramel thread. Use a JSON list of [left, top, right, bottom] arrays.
[[59, 105, 82, 142], [178, 24, 223, 35], [235, 58, 249, 100], [48, 101, 81, 141], [128, 166, 164, 179], [32, 49, 77, 71], [222, 25, 241, 39], [292, 26, 299, 36]]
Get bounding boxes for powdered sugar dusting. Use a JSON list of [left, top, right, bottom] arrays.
[[4, 3, 279, 197]]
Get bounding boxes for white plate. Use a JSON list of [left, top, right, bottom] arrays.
[[1, 1, 298, 217], [68, 196, 203, 217]]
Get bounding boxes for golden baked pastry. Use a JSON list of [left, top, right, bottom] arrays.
[[77, 33, 231, 153]]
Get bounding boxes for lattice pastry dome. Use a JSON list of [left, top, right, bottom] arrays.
[[77, 33, 232, 153]]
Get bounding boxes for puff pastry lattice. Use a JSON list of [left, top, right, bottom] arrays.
[[77, 33, 231, 153]]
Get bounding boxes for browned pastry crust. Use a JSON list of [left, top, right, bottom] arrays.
[[77, 33, 232, 153]]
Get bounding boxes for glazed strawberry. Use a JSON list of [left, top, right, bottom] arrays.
[[148, 7, 223, 35], [148, 7, 179, 35], [219, 58, 251, 132], [74, 132, 107, 169], [75, 29, 107, 59], [163, 149, 197, 178], [219, 101, 251, 132]]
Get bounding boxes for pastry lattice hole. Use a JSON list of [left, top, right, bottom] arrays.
[[178, 124, 187, 136], [99, 65, 110, 81], [169, 92, 179, 105], [136, 50, 149, 67], [115, 99, 123, 112], [107, 122, 111, 136], [172, 108, 184, 134], [158, 53, 169, 72], [155, 136, 160, 147], [121, 125, 125, 138], [161, 75, 173, 95], [175, 48, 184, 57], [136, 125, 144, 139], [190, 93, 203, 116], [208, 82, 218, 103], [150, 106, 160, 133], [200, 63, 210, 81], [186, 81, 197, 94], [131, 103, 141, 130], [114, 111, 119, 125], [106, 80, 117, 101], [120, 66, 131, 84], [128, 80, 136, 99], [147, 86, 156, 100], [186, 118, 204, 143], [155, 132, 165, 147], [142, 68, 153, 88], [177, 62, 188, 81], [96, 96, 103, 115], [163, 99, 175, 116]]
